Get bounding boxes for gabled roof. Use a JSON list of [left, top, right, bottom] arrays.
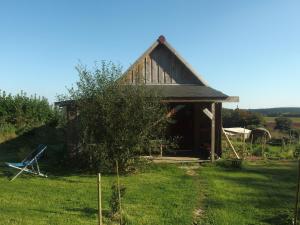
[[121, 35, 209, 86], [56, 35, 239, 106]]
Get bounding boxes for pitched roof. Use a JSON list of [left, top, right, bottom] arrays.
[[121, 35, 209, 86]]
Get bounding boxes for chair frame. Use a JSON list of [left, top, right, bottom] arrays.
[[6, 145, 48, 181]]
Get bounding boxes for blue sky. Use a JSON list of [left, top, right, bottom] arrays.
[[0, 0, 299, 108]]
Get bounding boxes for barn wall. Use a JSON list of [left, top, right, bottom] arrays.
[[122, 44, 204, 85]]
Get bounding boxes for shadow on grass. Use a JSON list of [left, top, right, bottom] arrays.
[[201, 161, 297, 225], [0, 124, 90, 179], [262, 212, 294, 225]]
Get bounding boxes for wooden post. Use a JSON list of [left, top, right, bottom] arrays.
[[211, 103, 216, 162], [261, 134, 266, 159], [295, 158, 300, 225], [222, 128, 240, 159], [250, 134, 253, 153], [116, 161, 122, 225], [97, 173, 103, 225], [243, 127, 246, 159]]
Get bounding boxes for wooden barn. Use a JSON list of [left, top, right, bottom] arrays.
[[57, 35, 238, 161]]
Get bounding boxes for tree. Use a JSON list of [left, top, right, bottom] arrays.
[[63, 61, 169, 172], [222, 108, 265, 128], [275, 117, 292, 132]]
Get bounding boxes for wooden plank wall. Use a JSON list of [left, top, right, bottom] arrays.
[[122, 44, 203, 85]]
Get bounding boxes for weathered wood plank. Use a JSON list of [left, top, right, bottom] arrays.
[[151, 58, 158, 84], [145, 56, 151, 83], [164, 50, 172, 83]]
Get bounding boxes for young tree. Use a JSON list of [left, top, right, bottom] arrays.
[[64, 61, 169, 172]]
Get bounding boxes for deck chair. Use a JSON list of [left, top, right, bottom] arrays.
[[5, 144, 48, 181]]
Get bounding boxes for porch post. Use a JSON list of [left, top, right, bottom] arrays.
[[211, 103, 216, 162]]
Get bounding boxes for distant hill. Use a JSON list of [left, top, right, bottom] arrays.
[[248, 107, 300, 117]]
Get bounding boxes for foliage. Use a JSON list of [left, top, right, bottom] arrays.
[[222, 138, 298, 160], [249, 107, 300, 117], [275, 117, 292, 132], [63, 61, 169, 173], [0, 90, 59, 140], [294, 144, 300, 158], [109, 182, 126, 221], [222, 108, 265, 128], [290, 129, 300, 140]]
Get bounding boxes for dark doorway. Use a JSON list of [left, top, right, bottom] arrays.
[[168, 103, 194, 151]]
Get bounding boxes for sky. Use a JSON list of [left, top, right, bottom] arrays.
[[0, 0, 299, 109]]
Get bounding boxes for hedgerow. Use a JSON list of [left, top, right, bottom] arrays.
[[0, 90, 58, 136]]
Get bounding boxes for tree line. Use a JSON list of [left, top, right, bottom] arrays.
[[0, 90, 58, 135]]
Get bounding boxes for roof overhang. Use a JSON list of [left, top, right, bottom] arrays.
[[161, 96, 239, 103]]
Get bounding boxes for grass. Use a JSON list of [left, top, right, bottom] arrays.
[[0, 126, 298, 224], [0, 148, 201, 225], [198, 160, 298, 225], [0, 125, 202, 224]]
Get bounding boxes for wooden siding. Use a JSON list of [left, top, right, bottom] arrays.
[[122, 44, 204, 85]]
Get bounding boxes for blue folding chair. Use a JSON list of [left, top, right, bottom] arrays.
[[5, 144, 48, 181]]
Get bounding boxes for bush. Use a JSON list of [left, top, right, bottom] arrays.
[[0, 90, 58, 135], [294, 144, 300, 158], [62, 61, 170, 173], [110, 182, 126, 221], [275, 117, 292, 132]]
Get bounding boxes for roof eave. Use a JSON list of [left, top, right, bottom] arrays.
[[161, 96, 239, 103]]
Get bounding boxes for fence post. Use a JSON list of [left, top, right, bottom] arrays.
[[98, 173, 102, 225], [116, 160, 122, 225]]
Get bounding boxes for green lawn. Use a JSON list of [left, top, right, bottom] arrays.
[[0, 163, 201, 225], [198, 160, 298, 225], [0, 131, 298, 225]]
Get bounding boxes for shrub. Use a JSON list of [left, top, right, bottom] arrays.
[[62, 61, 170, 173], [294, 144, 300, 158], [0, 90, 57, 135], [110, 182, 126, 220], [275, 117, 292, 132]]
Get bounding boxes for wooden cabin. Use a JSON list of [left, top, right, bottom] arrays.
[[57, 35, 238, 160]]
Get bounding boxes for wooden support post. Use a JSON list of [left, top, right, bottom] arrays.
[[211, 103, 216, 162], [97, 173, 102, 225], [295, 158, 300, 225], [222, 128, 240, 159]]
